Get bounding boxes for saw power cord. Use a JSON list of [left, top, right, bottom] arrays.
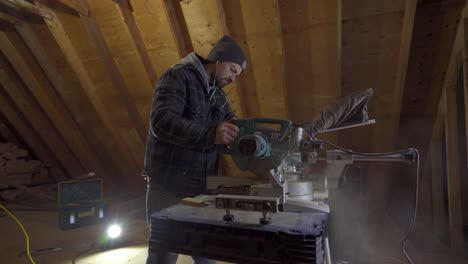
[[0, 203, 36, 264], [302, 128, 420, 264]]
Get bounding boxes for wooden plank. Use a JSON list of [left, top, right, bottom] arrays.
[[76, 0, 147, 143], [35, 0, 88, 16], [442, 12, 464, 247], [0, 12, 23, 25], [233, 0, 287, 119], [2, 0, 52, 20], [273, 0, 288, 119], [278, 0, 340, 123], [114, 0, 157, 86], [430, 97, 448, 239], [463, 17, 468, 165], [0, 32, 86, 177], [15, 23, 115, 184], [34, 0, 143, 190], [54, 0, 88, 16], [161, 0, 193, 58], [388, 0, 417, 144], [0, 86, 67, 180], [128, 0, 180, 76]]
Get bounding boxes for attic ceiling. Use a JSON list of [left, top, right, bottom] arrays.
[[0, 0, 466, 197]]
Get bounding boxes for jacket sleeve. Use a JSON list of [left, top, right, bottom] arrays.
[[149, 68, 217, 150]]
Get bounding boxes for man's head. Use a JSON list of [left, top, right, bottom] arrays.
[[206, 35, 246, 88]]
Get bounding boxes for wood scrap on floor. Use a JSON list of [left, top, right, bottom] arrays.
[[0, 142, 56, 204]]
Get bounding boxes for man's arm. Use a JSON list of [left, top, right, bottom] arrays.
[[149, 68, 217, 150]]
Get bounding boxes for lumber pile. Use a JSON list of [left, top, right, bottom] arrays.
[[0, 142, 54, 202]]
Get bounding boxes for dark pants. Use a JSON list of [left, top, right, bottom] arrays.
[[145, 177, 216, 264]]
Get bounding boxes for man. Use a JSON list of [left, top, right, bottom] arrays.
[[143, 35, 247, 264]]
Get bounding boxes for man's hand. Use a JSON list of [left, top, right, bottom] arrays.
[[215, 121, 239, 145]]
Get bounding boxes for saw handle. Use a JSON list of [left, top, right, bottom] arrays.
[[218, 118, 292, 155]]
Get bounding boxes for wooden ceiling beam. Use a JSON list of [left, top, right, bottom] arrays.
[[0, 31, 88, 176], [15, 22, 116, 183], [34, 0, 142, 189], [0, 88, 67, 180], [114, 0, 157, 86], [386, 0, 417, 146], [429, 94, 447, 240], [34, 0, 88, 16], [443, 15, 464, 230], [0, 11, 23, 25], [0, 55, 73, 180], [162, 0, 193, 58], [1, 0, 52, 20], [74, 0, 147, 143], [273, 0, 289, 119], [463, 17, 468, 163]]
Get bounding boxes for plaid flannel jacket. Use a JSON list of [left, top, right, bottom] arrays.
[[142, 53, 235, 197]]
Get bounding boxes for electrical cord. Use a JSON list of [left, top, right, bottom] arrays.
[[0, 203, 36, 264], [303, 129, 420, 264]]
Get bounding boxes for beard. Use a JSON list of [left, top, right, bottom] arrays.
[[215, 77, 229, 88]]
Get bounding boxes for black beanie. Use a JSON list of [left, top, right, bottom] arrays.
[[207, 35, 247, 71]]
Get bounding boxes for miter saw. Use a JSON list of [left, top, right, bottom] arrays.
[[211, 88, 419, 263]]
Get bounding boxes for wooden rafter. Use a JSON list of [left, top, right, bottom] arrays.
[[114, 0, 157, 86], [273, 0, 289, 119], [0, 11, 22, 25], [34, 0, 142, 189], [1, 0, 52, 20], [430, 96, 446, 239], [54, 0, 88, 16], [75, 0, 147, 143], [0, 88, 67, 180], [0, 55, 73, 179], [443, 17, 464, 229], [15, 23, 114, 183], [161, 0, 193, 58], [463, 17, 468, 164], [34, 0, 88, 16], [0, 31, 88, 176], [388, 0, 417, 143]]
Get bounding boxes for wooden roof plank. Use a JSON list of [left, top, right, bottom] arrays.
[[161, 0, 193, 58], [0, 11, 23, 25], [114, 0, 157, 86], [443, 15, 464, 230], [0, 55, 73, 180], [34, 0, 143, 190], [2, 0, 52, 20], [463, 17, 468, 164], [75, 0, 147, 143], [15, 23, 117, 183], [0, 31, 87, 176]]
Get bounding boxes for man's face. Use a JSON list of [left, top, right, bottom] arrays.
[[214, 61, 242, 88]]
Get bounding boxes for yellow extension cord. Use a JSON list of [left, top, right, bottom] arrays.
[[0, 203, 36, 264]]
